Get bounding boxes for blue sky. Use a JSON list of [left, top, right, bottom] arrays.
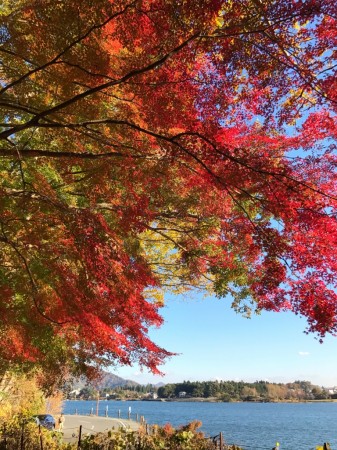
[[114, 292, 337, 388]]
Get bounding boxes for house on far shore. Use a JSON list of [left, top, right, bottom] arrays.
[[327, 386, 337, 395], [178, 391, 186, 398], [70, 389, 80, 398], [144, 391, 158, 399]]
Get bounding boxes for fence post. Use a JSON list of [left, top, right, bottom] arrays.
[[3, 424, 7, 449], [38, 424, 43, 450], [77, 425, 82, 450], [20, 422, 25, 450], [219, 432, 223, 450]]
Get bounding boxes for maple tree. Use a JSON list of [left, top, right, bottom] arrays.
[[0, 0, 337, 384]]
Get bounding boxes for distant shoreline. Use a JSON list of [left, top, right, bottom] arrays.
[[142, 398, 337, 403], [67, 398, 337, 403]]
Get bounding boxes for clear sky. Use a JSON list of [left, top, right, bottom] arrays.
[[113, 291, 337, 388]]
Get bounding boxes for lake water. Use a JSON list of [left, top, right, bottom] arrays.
[[63, 400, 337, 449]]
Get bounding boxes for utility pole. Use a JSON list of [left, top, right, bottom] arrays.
[[96, 391, 99, 416]]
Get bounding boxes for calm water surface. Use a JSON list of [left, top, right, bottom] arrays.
[[63, 400, 337, 449]]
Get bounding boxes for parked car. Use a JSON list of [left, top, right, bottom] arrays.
[[34, 414, 56, 430]]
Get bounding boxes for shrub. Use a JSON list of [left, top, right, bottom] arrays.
[[80, 421, 242, 450]]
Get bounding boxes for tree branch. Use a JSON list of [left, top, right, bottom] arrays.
[[0, 32, 200, 140]]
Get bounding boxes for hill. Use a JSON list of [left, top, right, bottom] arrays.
[[66, 372, 140, 393]]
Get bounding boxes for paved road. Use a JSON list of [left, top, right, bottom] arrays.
[[60, 414, 140, 444]]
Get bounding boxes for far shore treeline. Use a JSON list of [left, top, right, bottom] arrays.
[[69, 379, 336, 402], [157, 380, 333, 402]]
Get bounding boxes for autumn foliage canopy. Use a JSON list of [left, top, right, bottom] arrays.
[[1, 0, 337, 382]]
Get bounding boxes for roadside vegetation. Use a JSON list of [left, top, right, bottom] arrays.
[[0, 418, 242, 450], [0, 372, 63, 423]]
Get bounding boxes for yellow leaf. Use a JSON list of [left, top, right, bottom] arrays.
[[215, 16, 224, 27]]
